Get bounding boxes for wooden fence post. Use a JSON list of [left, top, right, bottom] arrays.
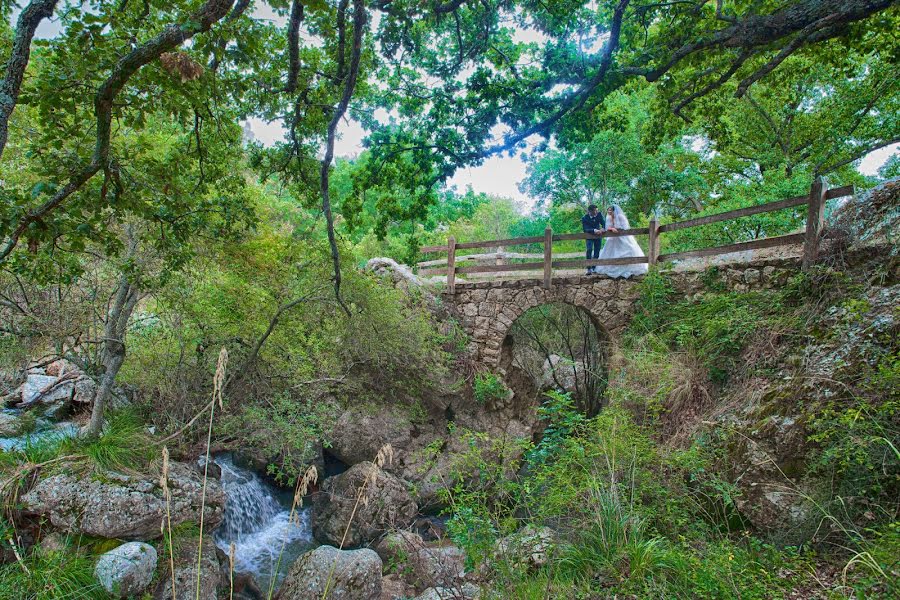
[[447, 236, 457, 294], [802, 176, 827, 271], [648, 217, 659, 266], [543, 227, 552, 288]]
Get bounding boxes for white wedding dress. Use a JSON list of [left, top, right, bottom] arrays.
[[594, 205, 649, 278]]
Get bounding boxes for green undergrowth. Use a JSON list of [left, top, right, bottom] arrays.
[[0, 543, 110, 600], [443, 265, 897, 598], [442, 395, 830, 599], [0, 409, 153, 478]]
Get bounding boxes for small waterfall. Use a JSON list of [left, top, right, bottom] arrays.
[[212, 454, 315, 591]]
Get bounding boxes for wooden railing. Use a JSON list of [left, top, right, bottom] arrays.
[[416, 177, 854, 293]]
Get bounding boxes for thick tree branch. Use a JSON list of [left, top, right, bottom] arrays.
[[0, 0, 237, 263], [285, 0, 305, 93], [320, 0, 365, 313], [734, 13, 841, 98], [635, 0, 894, 84], [817, 137, 900, 176], [0, 0, 60, 160], [480, 0, 630, 158], [673, 48, 753, 117], [209, 0, 252, 71]]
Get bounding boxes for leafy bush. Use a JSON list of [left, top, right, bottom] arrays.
[[473, 372, 510, 405]]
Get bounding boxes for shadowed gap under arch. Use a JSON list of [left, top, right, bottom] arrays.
[[502, 301, 613, 417]]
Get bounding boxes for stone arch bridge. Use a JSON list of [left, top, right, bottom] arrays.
[[444, 259, 796, 368]]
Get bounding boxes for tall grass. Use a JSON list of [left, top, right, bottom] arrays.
[[0, 546, 105, 600], [60, 409, 153, 473], [196, 347, 227, 600]]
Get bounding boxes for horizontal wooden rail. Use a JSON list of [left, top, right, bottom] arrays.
[[553, 228, 649, 241], [419, 256, 646, 276], [659, 196, 808, 233], [658, 184, 854, 234], [456, 235, 545, 250], [417, 251, 582, 268], [553, 257, 647, 269], [455, 262, 544, 274], [659, 232, 805, 262]]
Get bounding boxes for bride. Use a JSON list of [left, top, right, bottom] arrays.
[[594, 205, 649, 278]]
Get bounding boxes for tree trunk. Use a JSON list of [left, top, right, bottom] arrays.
[[82, 277, 139, 437]]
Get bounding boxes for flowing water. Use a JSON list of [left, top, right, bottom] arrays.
[[0, 409, 79, 452], [212, 454, 316, 592]]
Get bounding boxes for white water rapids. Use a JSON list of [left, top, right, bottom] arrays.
[[212, 454, 316, 591]]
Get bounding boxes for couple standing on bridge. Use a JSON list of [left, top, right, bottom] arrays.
[[581, 204, 649, 278]]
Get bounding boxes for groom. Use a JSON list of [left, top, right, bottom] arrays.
[[581, 204, 605, 275]]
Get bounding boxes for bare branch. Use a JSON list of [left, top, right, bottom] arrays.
[[209, 0, 253, 71], [817, 137, 900, 176], [673, 48, 753, 117]]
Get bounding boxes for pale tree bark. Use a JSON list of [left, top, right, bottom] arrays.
[[82, 274, 140, 437], [0, 0, 60, 160]]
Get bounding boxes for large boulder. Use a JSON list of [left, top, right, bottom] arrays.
[[313, 462, 418, 548], [376, 531, 465, 591], [22, 461, 224, 539], [154, 535, 222, 600], [277, 545, 382, 600], [366, 257, 425, 293], [12, 359, 120, 409], [540, 355, 588, 394], [94, 541, 158, 598]]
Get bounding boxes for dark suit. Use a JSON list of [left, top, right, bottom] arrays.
[[582, 212, 605, 264]]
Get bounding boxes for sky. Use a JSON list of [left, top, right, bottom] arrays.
[[10, 5, 899, 208]]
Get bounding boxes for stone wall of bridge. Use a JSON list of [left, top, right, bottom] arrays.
[[443, 258, 799, 368]]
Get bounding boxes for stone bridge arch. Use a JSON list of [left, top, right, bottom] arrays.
[[445, 276, 643, 368]]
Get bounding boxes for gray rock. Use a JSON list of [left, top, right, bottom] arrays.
[[495, 526, 555, 570], [376, 531, 465, 590], [154, 535, 221, 600], [278, 545, 382, 600], [39, 532, 68, 553], [540, 354, 587, 395], [0, 412, 22, 437], [22, 461, 224, 539], [95, 541, 158, 598], [313, 462, 417, 548], [380, 573, 413, 600], [21, 373, 72, 405], [414, 584, 480, 600], [73, 377, 98, 404], [42, 401, 70, 422], [328, 405, 455, 509]]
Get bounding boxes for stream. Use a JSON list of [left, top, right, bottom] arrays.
[[0, 409, 79, 451], [212, 454, 316, 592]]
